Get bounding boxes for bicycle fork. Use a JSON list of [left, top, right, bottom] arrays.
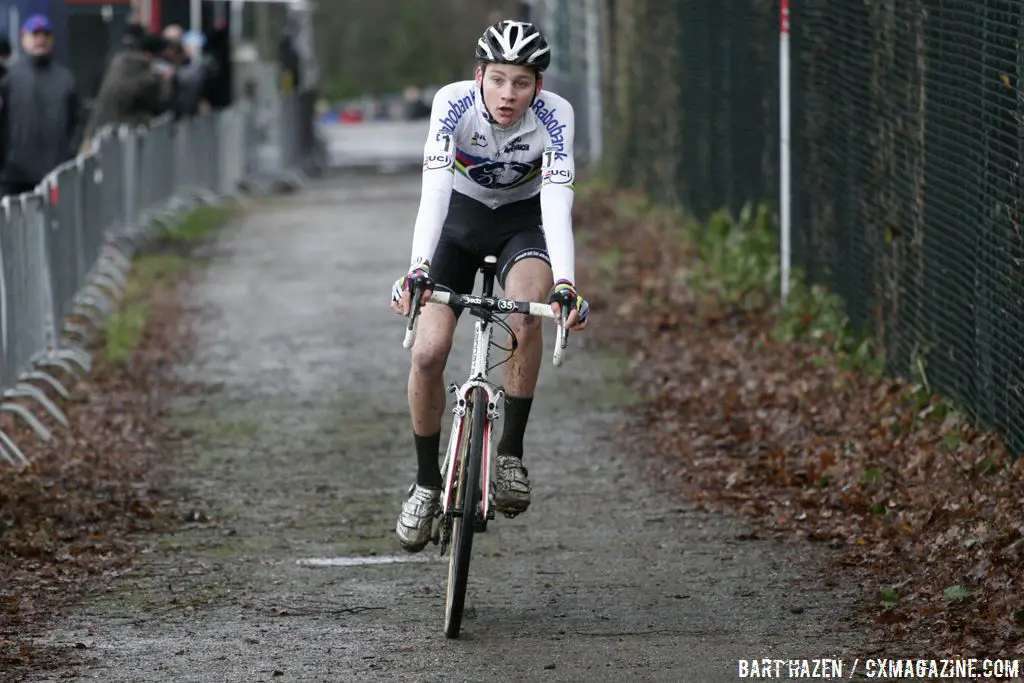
[[435, 380, 503, 555]]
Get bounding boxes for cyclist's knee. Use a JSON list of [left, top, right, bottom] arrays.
[[410, 310, 455, 376], [508, 309, 542, 338], [504, 266, 549, 341], [411, 341, 449, 377]]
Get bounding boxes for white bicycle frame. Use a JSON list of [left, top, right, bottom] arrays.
[[402, 287, 567, 525]]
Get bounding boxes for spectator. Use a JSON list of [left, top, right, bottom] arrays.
[[97, 22, 145, 91], [78, 33, 173, 154], [0, 38, 10, 172], [202, 22, 232, 110], [159, 24, 187, 74], [162, 24, 184, 49], [173, 31, 210, 118], [122, 22, 146, 50], [370, 100, 388, 121], [157, 24, 186, 119], [402, 85, 431, 120], [0, 15, 81, 196], [0, 38, 11, 81], [278, 25, 300, 94], [387, 99, 406, 121]]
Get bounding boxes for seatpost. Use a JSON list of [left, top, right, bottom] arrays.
[[480, 268, 495, 297]]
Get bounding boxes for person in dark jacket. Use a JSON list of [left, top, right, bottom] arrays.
[[202, 23, 232, 110], [93, 22, 146, 98], [0, 38, 11, 81], [122, 22, 145, 50], [167, 30, 210, 119], [0, 14, 81, 196], [0, 37, 10, 173], [78, 33, 173, 155]]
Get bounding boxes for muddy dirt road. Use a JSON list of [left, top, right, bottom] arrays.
[[28, 174, 874, 682]]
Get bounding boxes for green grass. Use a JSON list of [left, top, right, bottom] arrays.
[[156, 205, 236, 244], [680, 203, 781, 313], [688, 203, 886, 377], [103, 301, 151, 367], [580, 180, 889, 378], [100, 205, 234, 367], [131, 253, 190, 292]]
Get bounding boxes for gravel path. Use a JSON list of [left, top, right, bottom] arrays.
[[28, 173, 874, 682]]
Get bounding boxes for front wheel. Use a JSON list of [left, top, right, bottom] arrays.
[[443, 387, 486, 639]]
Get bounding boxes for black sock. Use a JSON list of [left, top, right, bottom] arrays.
[[414, 432, 442, 488], [497, 395, 533, 459]]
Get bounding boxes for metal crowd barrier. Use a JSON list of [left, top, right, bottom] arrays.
[[0, 102, 280, 467], [277, 92, 326, 179]]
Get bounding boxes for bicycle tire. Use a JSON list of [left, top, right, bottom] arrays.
[[443, 386, 486, 639]]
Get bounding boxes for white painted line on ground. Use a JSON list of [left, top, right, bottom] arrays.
[[296, 555, 440, 568]]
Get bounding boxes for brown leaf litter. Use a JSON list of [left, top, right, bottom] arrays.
[[575, 186, 1024, 658], [0, 256, 199, 677]]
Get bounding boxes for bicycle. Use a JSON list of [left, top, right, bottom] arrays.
[[401, 254, 571, 639]]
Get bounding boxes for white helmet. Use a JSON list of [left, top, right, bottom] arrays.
[[475, 20, 551, 73]]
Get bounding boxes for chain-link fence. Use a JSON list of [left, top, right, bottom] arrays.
[[0, 92, 307, 467], [526, 0, 602, 169], [594, 1, 779, 216], [790, 1, 1024, 453], [591, 1, 1024, 453]]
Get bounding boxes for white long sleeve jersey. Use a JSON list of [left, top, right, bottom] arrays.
[[409, 80, 577, 284]]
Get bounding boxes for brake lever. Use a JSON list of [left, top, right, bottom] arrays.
[[560, 290, 575, 342], [559, 306, 570, 348], [403, 282, 424, 349], [409, 283, 423, 322]]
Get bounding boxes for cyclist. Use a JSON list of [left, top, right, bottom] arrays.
[[389, 19, 590, 552]]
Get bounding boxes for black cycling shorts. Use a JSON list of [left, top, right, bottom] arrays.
[[430, 190, 550, 299]]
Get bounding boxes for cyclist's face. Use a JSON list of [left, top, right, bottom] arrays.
[[476, 64, 540, 126]]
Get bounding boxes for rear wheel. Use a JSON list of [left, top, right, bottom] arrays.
[[443, 387, 486, 639]]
